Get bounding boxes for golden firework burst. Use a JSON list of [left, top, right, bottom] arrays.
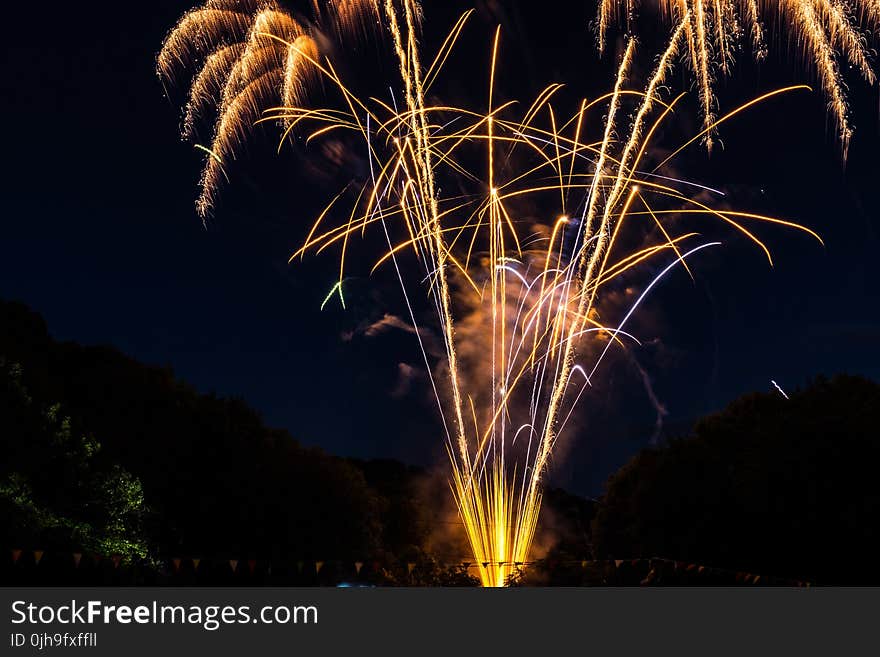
[[158, 0, 386, 218], [160, 1, 822, 587], [597, 0, 878, 155]]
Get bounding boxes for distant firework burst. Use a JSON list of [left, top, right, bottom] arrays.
[[597, 0, 879, 154], [159, 0, 822, 586]]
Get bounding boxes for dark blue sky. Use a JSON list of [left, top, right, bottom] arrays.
[[2, 0, 878, 496]]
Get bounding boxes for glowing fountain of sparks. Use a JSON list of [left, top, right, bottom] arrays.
[[159, 0, 822, 586]]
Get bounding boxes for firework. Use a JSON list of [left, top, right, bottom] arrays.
[[160, 1, 821, 586], [158, 0, 385, 218], [597, 0, 879, 154]]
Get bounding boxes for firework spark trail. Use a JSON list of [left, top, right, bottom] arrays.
[[160, 1, 823, 587], [529, 19, 686, 501], [772, 379, 790, 399], [382, 0, 471, 471], [596, 0, 880, 153], [158, 0, 382, 219]]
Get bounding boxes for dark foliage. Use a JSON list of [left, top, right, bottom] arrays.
[[0, 298, 598, 586], [349, 458, 433, 560], [0, 359, 148, 562], [592, 375, 880, 584], [1, 299, 380, 564]]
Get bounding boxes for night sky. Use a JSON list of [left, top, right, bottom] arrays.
[[2, 0, 878, 496]]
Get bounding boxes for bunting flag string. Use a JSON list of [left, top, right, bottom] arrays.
[[1, 549, 813, 586]]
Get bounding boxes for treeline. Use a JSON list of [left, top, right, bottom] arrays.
[[0, 300, 373, 568], [6, 298, 875, 585], [0, 299, 590, 585], [585, 373, 880, 585]]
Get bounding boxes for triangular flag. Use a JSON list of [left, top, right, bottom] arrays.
[[229, 560, 239, 572], [315, 561, 324, 574], [73, 553, 83, 568], [34, 550, 45, 565], [355, 561, 364, 574], [248, 559, 257, 574], [407, 563, 415, 574], [614, 560, 623, 568], [11, 549, 22, 564], [192, 558, 201, 570], [481, 562, 489, 569], [172, 558, 182, 572], [111, 555, 121, 569], [462, 562, 472, 570]]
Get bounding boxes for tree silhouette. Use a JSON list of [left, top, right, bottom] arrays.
[[0, 359, 149, 561], [0, 299, 381, 564], [0, 298, 592, 585], [592, 375, 880, 584]]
